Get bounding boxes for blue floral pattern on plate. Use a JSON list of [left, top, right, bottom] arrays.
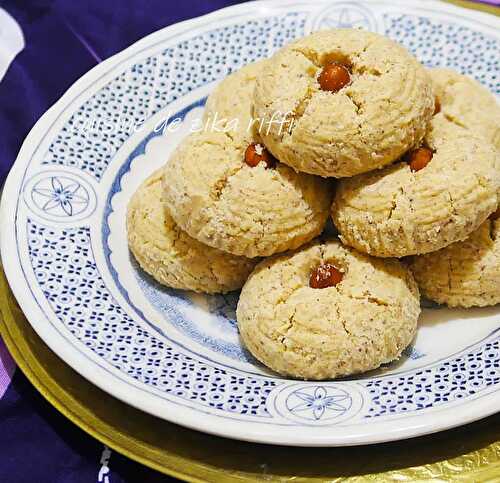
[[4, 1, 499, 445], [286, 386, 352, 421], [31, 176, 90, 217]]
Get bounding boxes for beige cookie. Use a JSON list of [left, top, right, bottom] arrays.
[[127, 170, 257, 294], [163, 130, 332, 258], [430, 68, 500, 150], [203, 60, 267, 143], [253, 29, 434, 177], [237, 240, 420, 380], [332, 116, 500, 257], [410, 214, 500, 308]]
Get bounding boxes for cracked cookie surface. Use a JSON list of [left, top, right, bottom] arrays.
[[332, 116, 500, 257], [236, 240, 420, 379], [127, 169, 257, 293], [203, 60, 267, 144], [162, 130, 332, 257], [430, 67, 500, 150], [253, 29, 434, 177], [410, 218, 500, 308]]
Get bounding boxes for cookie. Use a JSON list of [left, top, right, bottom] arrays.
[[430, 68, 500, 150], [203, 60, 267, 143], [410, 213, 500, 308], [332, 116, 500, 257], [253, 29, 434, 177], [127, 170, 257, 294], [163, 130, 332, 258], [237, 240, 420, 379]]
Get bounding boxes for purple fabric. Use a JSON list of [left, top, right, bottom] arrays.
[[0, 339, 15, 398], [0, 2, 244, 480], [0, 0, 497, 481], [0, 370, 169, 482], [0, 0, 245, 185]]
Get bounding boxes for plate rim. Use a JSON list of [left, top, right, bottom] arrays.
[[1, 0, 499, 447], [2, 266, 499, 481]]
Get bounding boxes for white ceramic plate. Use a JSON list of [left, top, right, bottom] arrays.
[[1, 0, 499, 447]]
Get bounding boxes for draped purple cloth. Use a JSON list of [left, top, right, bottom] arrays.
[[0, 0, 497, 481], [0, 1, 243, 481]]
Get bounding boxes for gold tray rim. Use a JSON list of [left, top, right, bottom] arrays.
[[0, 2, 498, 480], [2, 267, 500, 482]]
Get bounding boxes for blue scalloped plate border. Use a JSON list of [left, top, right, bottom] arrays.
[[1, 0, 499, 446]]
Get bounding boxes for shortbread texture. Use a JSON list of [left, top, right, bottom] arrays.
[[430, 68, 500, 150], [127, 170, 256, 293], [253, 29, 435, 177], [410, 218, 500, 308], [237, 240, 420, 379], [203, 60, 267, 143], [332, 116, 500, 257], [163, 131, 332, 257]]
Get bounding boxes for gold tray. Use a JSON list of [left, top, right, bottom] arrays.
[[1, 266, 499, 482], [445, 0, 499, 16], [0, 6, 499, 479]]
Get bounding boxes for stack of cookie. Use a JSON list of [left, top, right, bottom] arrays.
[[127, 29, 500, 380]]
